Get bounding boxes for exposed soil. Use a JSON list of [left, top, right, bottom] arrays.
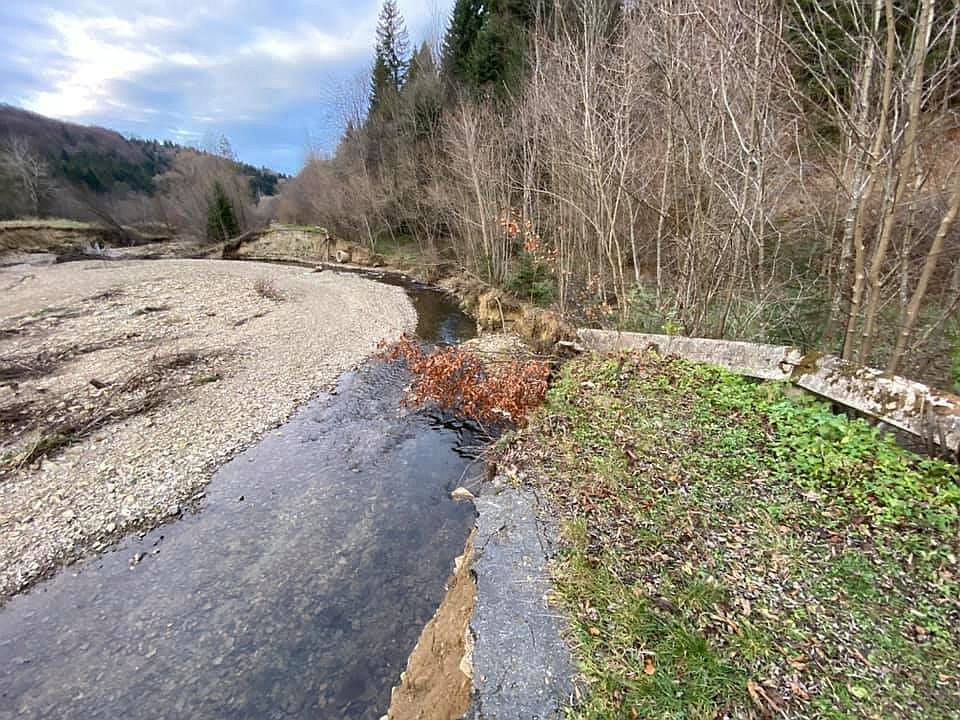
[[387, 531, 476, 720]]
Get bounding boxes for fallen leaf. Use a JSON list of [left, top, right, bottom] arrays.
[[588, 627, 601, 637], [849, 685, 869, 700], [643, 657, 656, 675], [748, 680, 783, 714], [788, 655, 808, 671], [710, 612, 741, 635]]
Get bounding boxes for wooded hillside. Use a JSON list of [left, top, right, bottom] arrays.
[[0, 105, 283, 241], [276, 0, 960, 389]]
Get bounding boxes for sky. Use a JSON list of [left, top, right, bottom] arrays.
[[0, 0, 448, 174]]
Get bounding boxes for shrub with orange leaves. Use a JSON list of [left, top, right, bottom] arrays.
[[378, 333, 550, 427]]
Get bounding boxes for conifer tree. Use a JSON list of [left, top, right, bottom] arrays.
[[442, 0, 537, 93], [406, 41, 438, 85], [206, 180, 239, 241], [369, 0, 411, 115], [442, 0, 486, 86]]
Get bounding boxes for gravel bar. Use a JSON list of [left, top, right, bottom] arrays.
[[0, 259, 415, 601]]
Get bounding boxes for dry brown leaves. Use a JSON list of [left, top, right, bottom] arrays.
[[379, 333, 550, 426]]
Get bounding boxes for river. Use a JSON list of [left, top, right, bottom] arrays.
[[0, 273, 478, 720]]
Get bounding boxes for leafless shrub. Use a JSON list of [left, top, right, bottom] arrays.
[[253, 277, 285, 302]]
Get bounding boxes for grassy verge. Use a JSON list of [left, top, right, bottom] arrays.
[[501, 352, 959, 719]]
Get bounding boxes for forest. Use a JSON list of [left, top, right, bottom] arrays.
[[274, 0, 960, 388], [0, 105, 282, 242]]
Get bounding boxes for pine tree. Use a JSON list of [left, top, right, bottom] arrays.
[[369, 0, 411, 115], [442, 0, 537, 93], [369, 54, 394, 116], [406, 41, 438, 86]]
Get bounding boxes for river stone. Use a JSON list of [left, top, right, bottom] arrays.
[[451, 487, 475, 502]]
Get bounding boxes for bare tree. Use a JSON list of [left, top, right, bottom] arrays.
[[0, 136, 54, 217], [155, 150, 254, 241], [788, 0, 960, 370]]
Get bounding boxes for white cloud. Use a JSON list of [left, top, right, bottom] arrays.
[[247, 26, 371, 64], [26, 12, 162, 118], [19, 4, 383, 124], [4, 0, 452, 171]]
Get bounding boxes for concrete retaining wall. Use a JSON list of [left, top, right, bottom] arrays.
[[577, 328, 960, 454], [576, 329, 804, 381]]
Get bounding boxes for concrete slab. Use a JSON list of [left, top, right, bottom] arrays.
[[577, 328, 802, 380], [467, 487, 576, 719]]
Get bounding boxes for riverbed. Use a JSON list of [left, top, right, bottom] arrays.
[[0, 270, 480, 719], [0, 259, 416, 599]]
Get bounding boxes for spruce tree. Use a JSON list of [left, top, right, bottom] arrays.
[[442, 0, 486, 86], [369, 0, 410, 116], [406, 41, 437, 86], [442, 0, 537, 93], [369, 54, 394, 116]]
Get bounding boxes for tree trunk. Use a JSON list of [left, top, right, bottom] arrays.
[[888, 174, 960, 373]]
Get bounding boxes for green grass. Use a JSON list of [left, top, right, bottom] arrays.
[[502, 352, 960, 719]]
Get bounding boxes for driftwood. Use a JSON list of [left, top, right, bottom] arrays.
[[577, 329, 960, 454]]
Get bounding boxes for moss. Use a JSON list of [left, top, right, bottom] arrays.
[[789, 350, 823, 379]]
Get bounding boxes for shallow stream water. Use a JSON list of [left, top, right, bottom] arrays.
[[0, 272, 478, 719]]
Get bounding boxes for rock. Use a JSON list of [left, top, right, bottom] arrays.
[[165, 504, 180, 517], [105, 522, 117, 533], [450, 487, 475, 502], [60, 509, 76, 522]]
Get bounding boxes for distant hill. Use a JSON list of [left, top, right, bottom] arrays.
[[0, 104, 283, 202]]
